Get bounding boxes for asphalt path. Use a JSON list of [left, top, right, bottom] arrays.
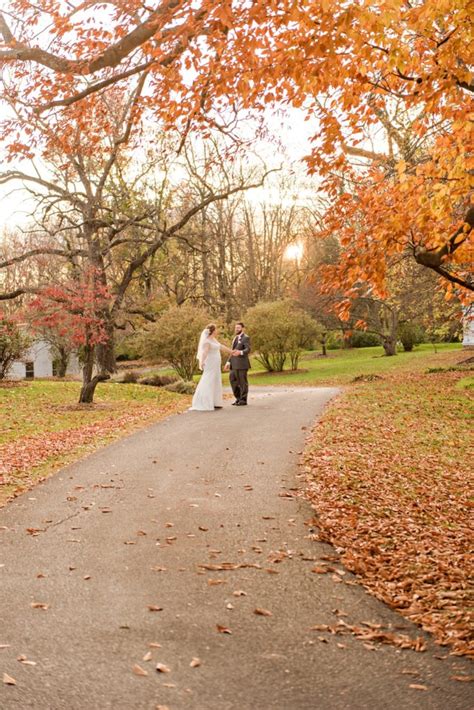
[[0, 386, 471, 710]]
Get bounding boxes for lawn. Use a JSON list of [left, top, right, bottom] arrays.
[[247, 342, 463, 386], [147, 342, 463, 387], [0, 380, 190, 506], [302, 360, 473, 657]]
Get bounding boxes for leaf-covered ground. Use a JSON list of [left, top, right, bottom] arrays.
[[303, 350, 473, 657], [0, 381, 189, 506]]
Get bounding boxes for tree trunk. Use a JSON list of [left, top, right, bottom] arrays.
[[290, 350, 299, 370], [382, 336, 397, 356], [79, 372, 110, 403], [57, 346, 69, 377], [321, 333, 327, 357], [78, 343, 111, 403]]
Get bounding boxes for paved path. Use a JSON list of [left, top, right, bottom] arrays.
[[0, 387, 471, 710]]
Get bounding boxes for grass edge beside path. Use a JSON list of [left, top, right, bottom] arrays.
[[0, 381, 191, 507], [301, 367, 473, 658]]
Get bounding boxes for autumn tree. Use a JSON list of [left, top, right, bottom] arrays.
[[1, 1, 472, 304], [0, 84, 271, 402]]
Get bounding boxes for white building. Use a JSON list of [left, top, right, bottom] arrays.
[[9, 340, 81, 380], [462, 306, 474, 349]]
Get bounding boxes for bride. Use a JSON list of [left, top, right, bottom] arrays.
[[190, 324, 233, 411]]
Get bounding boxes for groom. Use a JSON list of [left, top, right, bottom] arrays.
[[225, 321, 251, 406]]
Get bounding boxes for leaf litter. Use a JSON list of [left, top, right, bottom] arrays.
[[303, 369, 473, 657]]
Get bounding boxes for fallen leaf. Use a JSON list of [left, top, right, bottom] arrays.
[[216, 624, 232, 634], [190, 657, 201, 667], [17, 656, 36, 666], [198, 526, 209, 532], [149, 643, 162, 648], [233, 590, 247, 597], [451, 676, 473, 682], [409, 684, 428, 691], [3, 673, 16, 685], [199, 562, 260, 571], [254, 608, 272, 617], [311, 566, 328, 574], [132, 664, 148, 677], [31, 602, 49, 610], [156, 663, 171, 673], [208, 579, 226, 586], [143, 651, 152, 662], [148, 605, 163, 612]]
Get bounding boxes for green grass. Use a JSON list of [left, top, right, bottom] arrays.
[[246, 343, 463, 386], [149, 343, 464, 387]]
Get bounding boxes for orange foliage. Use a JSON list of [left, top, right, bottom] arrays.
[[1, 1, 473, 296]]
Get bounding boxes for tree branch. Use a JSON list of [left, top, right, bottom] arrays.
[[0, 247, 85, 270], [0, 1, 182, 74], [0, 287, 40, 301], [35, 60, 154, 113]]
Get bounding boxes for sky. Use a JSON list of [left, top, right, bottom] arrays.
[[0, 106, 316, 232]]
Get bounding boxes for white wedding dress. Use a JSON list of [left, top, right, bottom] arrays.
[[190, 338, 224, 411]]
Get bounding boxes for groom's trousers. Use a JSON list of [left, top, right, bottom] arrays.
[[230, 368, 249, 403]]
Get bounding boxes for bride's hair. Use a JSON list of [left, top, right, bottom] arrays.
[[206, 323, 216, 335]]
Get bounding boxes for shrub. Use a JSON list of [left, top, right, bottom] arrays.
[[0, 317, 31, 380], [398, 322, 424, 352], [139, 374, 179, 387], [121, 370, 140, 384], [164, 379, 196, 394], [115, 337, 142, 361], [326, 332, 344, 350], [141, 304, 209, 380], [347, 330, 381, 348], [245, 301, 321, 372]]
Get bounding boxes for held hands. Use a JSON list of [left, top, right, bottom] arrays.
[[231, 350, 241, 356], [224, 363, 230, 371]]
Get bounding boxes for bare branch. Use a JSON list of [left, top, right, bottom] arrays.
[[0, 247, 85, 270]]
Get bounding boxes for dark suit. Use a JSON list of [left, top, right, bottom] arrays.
[[228, 333, 251, 404]]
